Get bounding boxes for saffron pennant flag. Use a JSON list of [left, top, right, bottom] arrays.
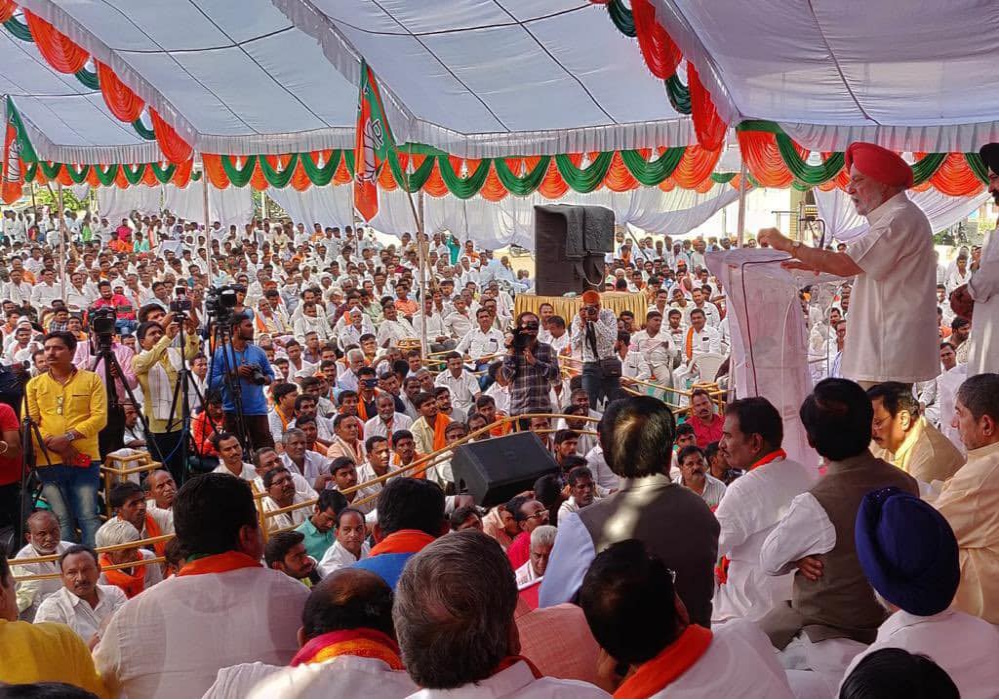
[[2, 97, 35, 204], [354, 59, 396, 222]]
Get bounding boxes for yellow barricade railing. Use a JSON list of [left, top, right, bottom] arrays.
[[11, 533, 174, 582]]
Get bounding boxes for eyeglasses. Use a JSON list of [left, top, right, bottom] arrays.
[[525, 511, 548, 521]]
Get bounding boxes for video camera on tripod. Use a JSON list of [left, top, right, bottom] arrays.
[[89, 306, 117, 352], [205, 285, 239, 323]]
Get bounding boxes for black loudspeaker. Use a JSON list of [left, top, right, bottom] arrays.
[[451, 432, 559, 507], [534, 205, 615, 296]]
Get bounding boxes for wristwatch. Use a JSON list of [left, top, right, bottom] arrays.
[[63, 431, 76, 442], [790, 240, 802, 254]]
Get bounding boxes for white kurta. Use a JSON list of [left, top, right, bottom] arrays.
[[841, 192, 939, 383], [92, 565, 309, 698], [246, 655, 418, 699], [654, 620, 793, 698], [12, 540, 75, 621], [712, 457, 818, 623], [967, 226, 998, 374], [33, 584, 128, 644], [406, 660, 608, 699], [839, 608, 999, 698], [317, 540, 370, 577]]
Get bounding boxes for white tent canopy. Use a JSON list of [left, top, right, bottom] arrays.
[[2, 0, 995, 162]]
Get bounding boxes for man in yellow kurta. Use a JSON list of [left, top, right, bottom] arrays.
[[868, 382, 964, 483], [933, 373, 999, 624], [133, 315, 200, 485]]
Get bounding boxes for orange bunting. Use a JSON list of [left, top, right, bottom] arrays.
[[672, 145, 722, 189], [479, 165, 508, 202], [927, 153, 985, 196], [604, 152, 638, 192], [201, 154, 230, 189], [737, 131, 801, 188], [149, 109, 192, 164], [538, 159, 569, 199], [96, 61, 145, 122], [422, 162, 449, 197], [631, 0, 682, 79], [23, 10, 89, 74], [688, 64, 728, 152]]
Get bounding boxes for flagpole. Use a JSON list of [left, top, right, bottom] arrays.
[[201, 155, 213, 281], [56, 181, 67, 302], [400, 147, 428, 359]]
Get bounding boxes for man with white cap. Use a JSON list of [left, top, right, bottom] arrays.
[[839, 487, 998, 699], [761, 142, 939, 389]]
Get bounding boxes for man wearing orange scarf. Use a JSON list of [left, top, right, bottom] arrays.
[[210, 568, 417, 698], [93, 474, 309, 698], [353, 477, 445, 590], [94, 519, 162, 599], [579, 540, 792, 698], [409, 391, 450, 456]]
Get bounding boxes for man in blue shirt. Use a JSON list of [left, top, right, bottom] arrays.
[[209, 313, 275, 451]]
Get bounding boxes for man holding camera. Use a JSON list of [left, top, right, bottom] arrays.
[[209, 312, 276, 452], [500, 311, 560, 426], [133, 314, 200, 485], [571, 290, 621, 409]]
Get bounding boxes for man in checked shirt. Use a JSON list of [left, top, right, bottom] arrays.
[[500, 311, 560, 429]]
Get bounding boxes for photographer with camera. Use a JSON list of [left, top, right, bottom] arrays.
[[74, 307, 139, 459], [133, 314, 200, 485], [500, 311, 560, 427], [571, 290, 622, 409], [208, 312, 275, 451]]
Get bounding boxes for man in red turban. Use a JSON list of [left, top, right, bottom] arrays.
[[760, 142, 939, 389]]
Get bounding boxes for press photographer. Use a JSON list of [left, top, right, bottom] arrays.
[[25, 331, 108, 547], [134, 313, 200, 485], [74, 306, 138, 459], [208, 309, 275, 452], [499, 311, 560, 427]]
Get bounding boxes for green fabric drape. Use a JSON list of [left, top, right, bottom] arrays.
[[220, 155, 257, 188], [620, 148, 685, 186], [4, 16, 31, 41], [300, 151, 340, 186], [132, 118, 156, 141], [74, 68, 99, 90], [435, 156, 492, 199], [775, 134, 845, 185], [121, 164, 145, 185], [606, 0, 636, 37], [665, 75, 691, 114], [65, 164, 89, 184], [555, 152, 614, 192], [93, 165, 118, 186], [151, 161, 176, 183], [494, 156, 552, 195], [910, 153, 947, 186], [38, 161, 61, 179], [259, 154, 299, 188], [964, 152, 991, 184], [386, 150, 435, 192]]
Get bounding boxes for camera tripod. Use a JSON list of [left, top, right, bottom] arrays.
[[206, 313, 255, 458], [160, 312, 212, 481]]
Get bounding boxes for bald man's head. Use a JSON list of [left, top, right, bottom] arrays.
[[299, 568, 395, 645]]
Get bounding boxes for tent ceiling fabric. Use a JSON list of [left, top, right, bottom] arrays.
[[1, 0, 996, 164], [651, 0, 998, 150]]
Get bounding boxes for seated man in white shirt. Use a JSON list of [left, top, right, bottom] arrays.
[[682, 308, 722, 360], [395, 530, 608, 699], [11, 511, 74, 621], [34, 544, 128, 650], [100, 481, 174, 549], [207, 568, 415, 699], [514, 524, 556, 588], [557, 465, 602, 524], [434, 351, 481, 414], [94, 519, 163, 598], [835, 487, 999, 700], [261, 466, 311, 533], [578, 540, 793, 698], [93, 472, 310, 699]]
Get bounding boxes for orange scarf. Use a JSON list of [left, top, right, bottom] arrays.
[[98, 553, 146, 599], [749, 448, 786, 471], [291, 628, 404, 669], [144, 514, 165, 557], [613, 625, 713, 698], [685, 326, 696, 359], [176, 551, 262, 577], [369, 529, 436, 557], [432, 413, 450, 451]]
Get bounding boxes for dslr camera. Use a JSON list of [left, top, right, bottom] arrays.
[[205, 285, 239, 320], [89, 306, 117, 350], [245, 362, 268, 386]]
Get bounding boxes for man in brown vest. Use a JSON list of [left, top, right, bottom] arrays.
[[538, 396, 720, 627], [759, 378, 918, 692]]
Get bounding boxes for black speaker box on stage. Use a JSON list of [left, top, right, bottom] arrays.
[[451, 431, 559, 507], [533, 204, 615, 296]]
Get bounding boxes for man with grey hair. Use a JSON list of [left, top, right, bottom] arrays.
[[515, 524, 556, 588], [280, 427, 330, 484], [395, 530, 608, 698], [94, 518, 163, 596], [337, 349, 365, 393]]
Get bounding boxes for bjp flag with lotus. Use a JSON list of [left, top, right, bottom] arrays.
[[353, 60, 396, 222], [2, 97, 35, 204]]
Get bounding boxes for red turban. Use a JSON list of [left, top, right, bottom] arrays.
[[845, 142, 913, 188], [581, 290, 601, 304]]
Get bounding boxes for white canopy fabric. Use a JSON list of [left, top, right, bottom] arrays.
[[654, 0, 998, 151], [814, 187, 990, 242], [162, 184, 254, 227], [266, 182, 738, 250], [97, 186, 162, 222], [1, 0, 996, 163]]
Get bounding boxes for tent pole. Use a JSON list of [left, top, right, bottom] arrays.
[[56, 182, 67, 301], [736, 159, 748, 248], [28, 181, 37, 231], [201, 157, 213, 280]]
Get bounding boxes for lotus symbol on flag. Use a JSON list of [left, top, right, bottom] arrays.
[[4, 136, 19, 184], [358, 117, 384, 185]]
